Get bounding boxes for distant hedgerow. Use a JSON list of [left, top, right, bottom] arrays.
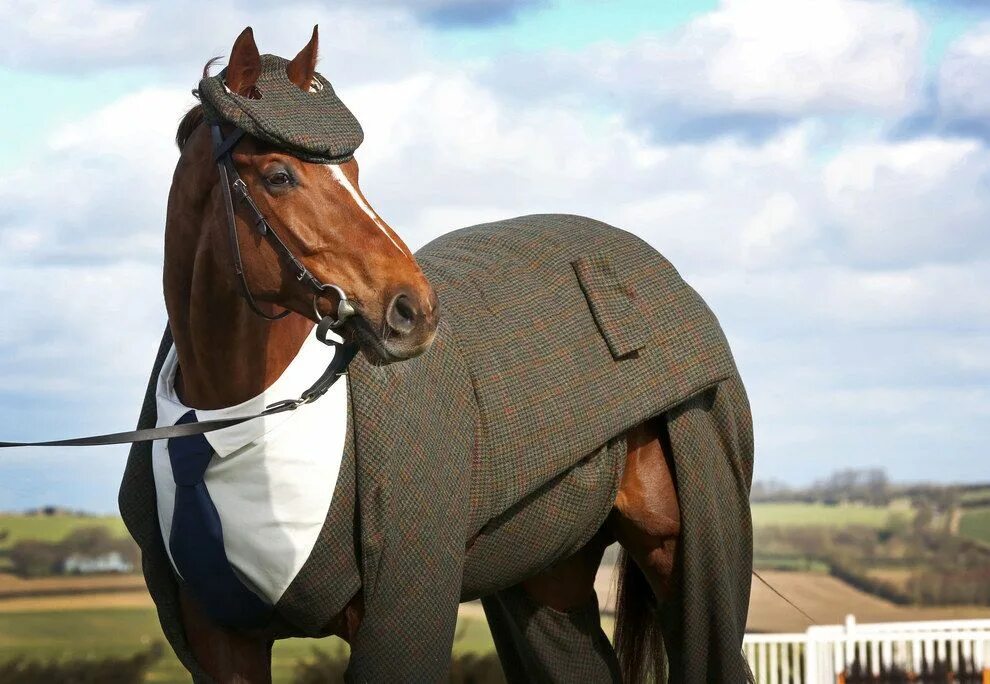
[[0, 642, 163, 684]]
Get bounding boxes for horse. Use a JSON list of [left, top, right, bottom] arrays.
[[119, 26, 755, 683]]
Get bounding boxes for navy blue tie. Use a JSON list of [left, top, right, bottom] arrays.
[[167, 410, 271, 629]]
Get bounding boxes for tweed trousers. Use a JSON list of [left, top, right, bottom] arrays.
[[119, 214, 753, 682], [484, 586, 621, 683]]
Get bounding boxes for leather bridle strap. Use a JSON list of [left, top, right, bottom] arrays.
[[213, 125, 286, 321], [0, 342, 359, 448], [211, 123, 355, 326]]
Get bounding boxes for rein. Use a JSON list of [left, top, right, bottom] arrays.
[[0, 326, 358, 449], [0, 125, 364, 448]]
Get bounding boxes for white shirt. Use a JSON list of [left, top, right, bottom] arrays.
[[151, 329, 348, 604]]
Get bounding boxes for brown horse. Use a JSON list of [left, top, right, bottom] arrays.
[[161, 27, 712, 683]]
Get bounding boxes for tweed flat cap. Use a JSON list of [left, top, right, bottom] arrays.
[[198, 53, 364, 164]]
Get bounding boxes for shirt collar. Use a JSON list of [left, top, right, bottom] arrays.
[[154, 328, 343, 458]]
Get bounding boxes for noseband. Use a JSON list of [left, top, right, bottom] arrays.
[[211, 124, 356, 345]]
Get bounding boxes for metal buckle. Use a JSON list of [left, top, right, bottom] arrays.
[[265, 398, 306, 413]]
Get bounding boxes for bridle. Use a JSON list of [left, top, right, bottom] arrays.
[[211, 123, 356, 345], [0, 126, 364, 448]]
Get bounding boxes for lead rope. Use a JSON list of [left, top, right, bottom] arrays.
[[212, 124, 290, 321], [752, 569, 819, 626], [0, 339, 359, 448]]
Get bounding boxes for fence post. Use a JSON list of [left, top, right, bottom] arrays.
[[805, 629, 818, 684]]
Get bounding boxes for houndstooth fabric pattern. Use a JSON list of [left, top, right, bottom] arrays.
[[412, 215, 738, 536], [118, 214, 753, 682], [461, 437, 626, 600], [198, 54, 363, 164], [662, 375, 754, 683], [483, 585, 621, 683]]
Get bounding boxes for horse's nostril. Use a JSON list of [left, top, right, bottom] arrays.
[[387, 293, 418, 335]]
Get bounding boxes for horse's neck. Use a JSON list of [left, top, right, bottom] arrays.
[[165, 239, 311, 411]]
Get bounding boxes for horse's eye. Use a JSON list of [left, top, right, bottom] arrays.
[[267, 171, 291, 186]]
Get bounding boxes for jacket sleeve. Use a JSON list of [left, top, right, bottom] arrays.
[[117, 328, 215, 683]]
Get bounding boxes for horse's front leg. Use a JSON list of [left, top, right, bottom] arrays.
[[178, 588, 273, 683], [482, 530, 622, 683]]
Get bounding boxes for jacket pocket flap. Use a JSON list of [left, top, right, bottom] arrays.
[[572, 254, 650, 360]]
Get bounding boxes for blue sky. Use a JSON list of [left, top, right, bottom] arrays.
[[1, 0, 989, 513]]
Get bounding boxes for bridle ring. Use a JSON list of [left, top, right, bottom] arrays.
[[313, 285, 356, 330]]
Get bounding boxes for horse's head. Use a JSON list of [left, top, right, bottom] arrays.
[[169, 27, 437, 365]]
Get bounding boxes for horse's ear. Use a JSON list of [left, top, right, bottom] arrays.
[[286, 25, 319, 92], [226, 27, 262, 98]]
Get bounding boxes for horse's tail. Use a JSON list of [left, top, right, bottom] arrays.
[[613, 549, 669, 683]]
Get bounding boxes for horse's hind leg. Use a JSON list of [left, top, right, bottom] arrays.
[[481, 529, 622, 683], [606, 418, 682, 682], [608, 419, 680, 598], [179, 588, 274, 683]]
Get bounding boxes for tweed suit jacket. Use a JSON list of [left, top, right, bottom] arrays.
[[119, 214, 753, 682]]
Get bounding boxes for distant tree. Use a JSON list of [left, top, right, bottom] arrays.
[[750, 479, 793, 502], [8, 541, 62, 578], [59, 526, 140, 569], [8, 526, 139, 577], [810, 468, 893, 504]]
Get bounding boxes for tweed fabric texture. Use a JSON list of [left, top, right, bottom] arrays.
[[342, 317, 477, 682], [119, 214, 752, 682], [483, 585, 621, 683], [198, 54, 363, 164], [411, 215, 737, 536], [663, 375, 755, 682], [461, 436, 626, 599], [573, 255, 650, 359]]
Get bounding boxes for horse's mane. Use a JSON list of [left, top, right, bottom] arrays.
[[176, 57, 224, 150]]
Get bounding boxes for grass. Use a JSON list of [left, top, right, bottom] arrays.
[[0, 515, 127, 550], [0, 606, 496, 683], [751, 502, 901, 529], [0, 514, 498, 680], [959, 507, 990, 546]]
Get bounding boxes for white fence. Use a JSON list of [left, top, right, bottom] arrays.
[[744, 615, 990, 683]]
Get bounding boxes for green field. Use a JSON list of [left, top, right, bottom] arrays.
[[751, 502, 903, 528], [0, 515, 127, 549], [960, 488, 990, 506], [959, 507, 990, 546], [0, 607, 496, 683], [0, 514, 497, 681]]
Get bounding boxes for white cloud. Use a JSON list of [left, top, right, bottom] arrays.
[[0, 87, 190, 265], [1, 0, 989, 508], [0, 1, 433, 84], [938, 22, 990, 125], [0, 262, 164, 397], [824, 137, 990, 266], [0, 0, 538, 75], [487, 0, 926, 137], [690, 0, 925, 115], [0, 0, 145, 68], [699, 262, 990, 333]]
